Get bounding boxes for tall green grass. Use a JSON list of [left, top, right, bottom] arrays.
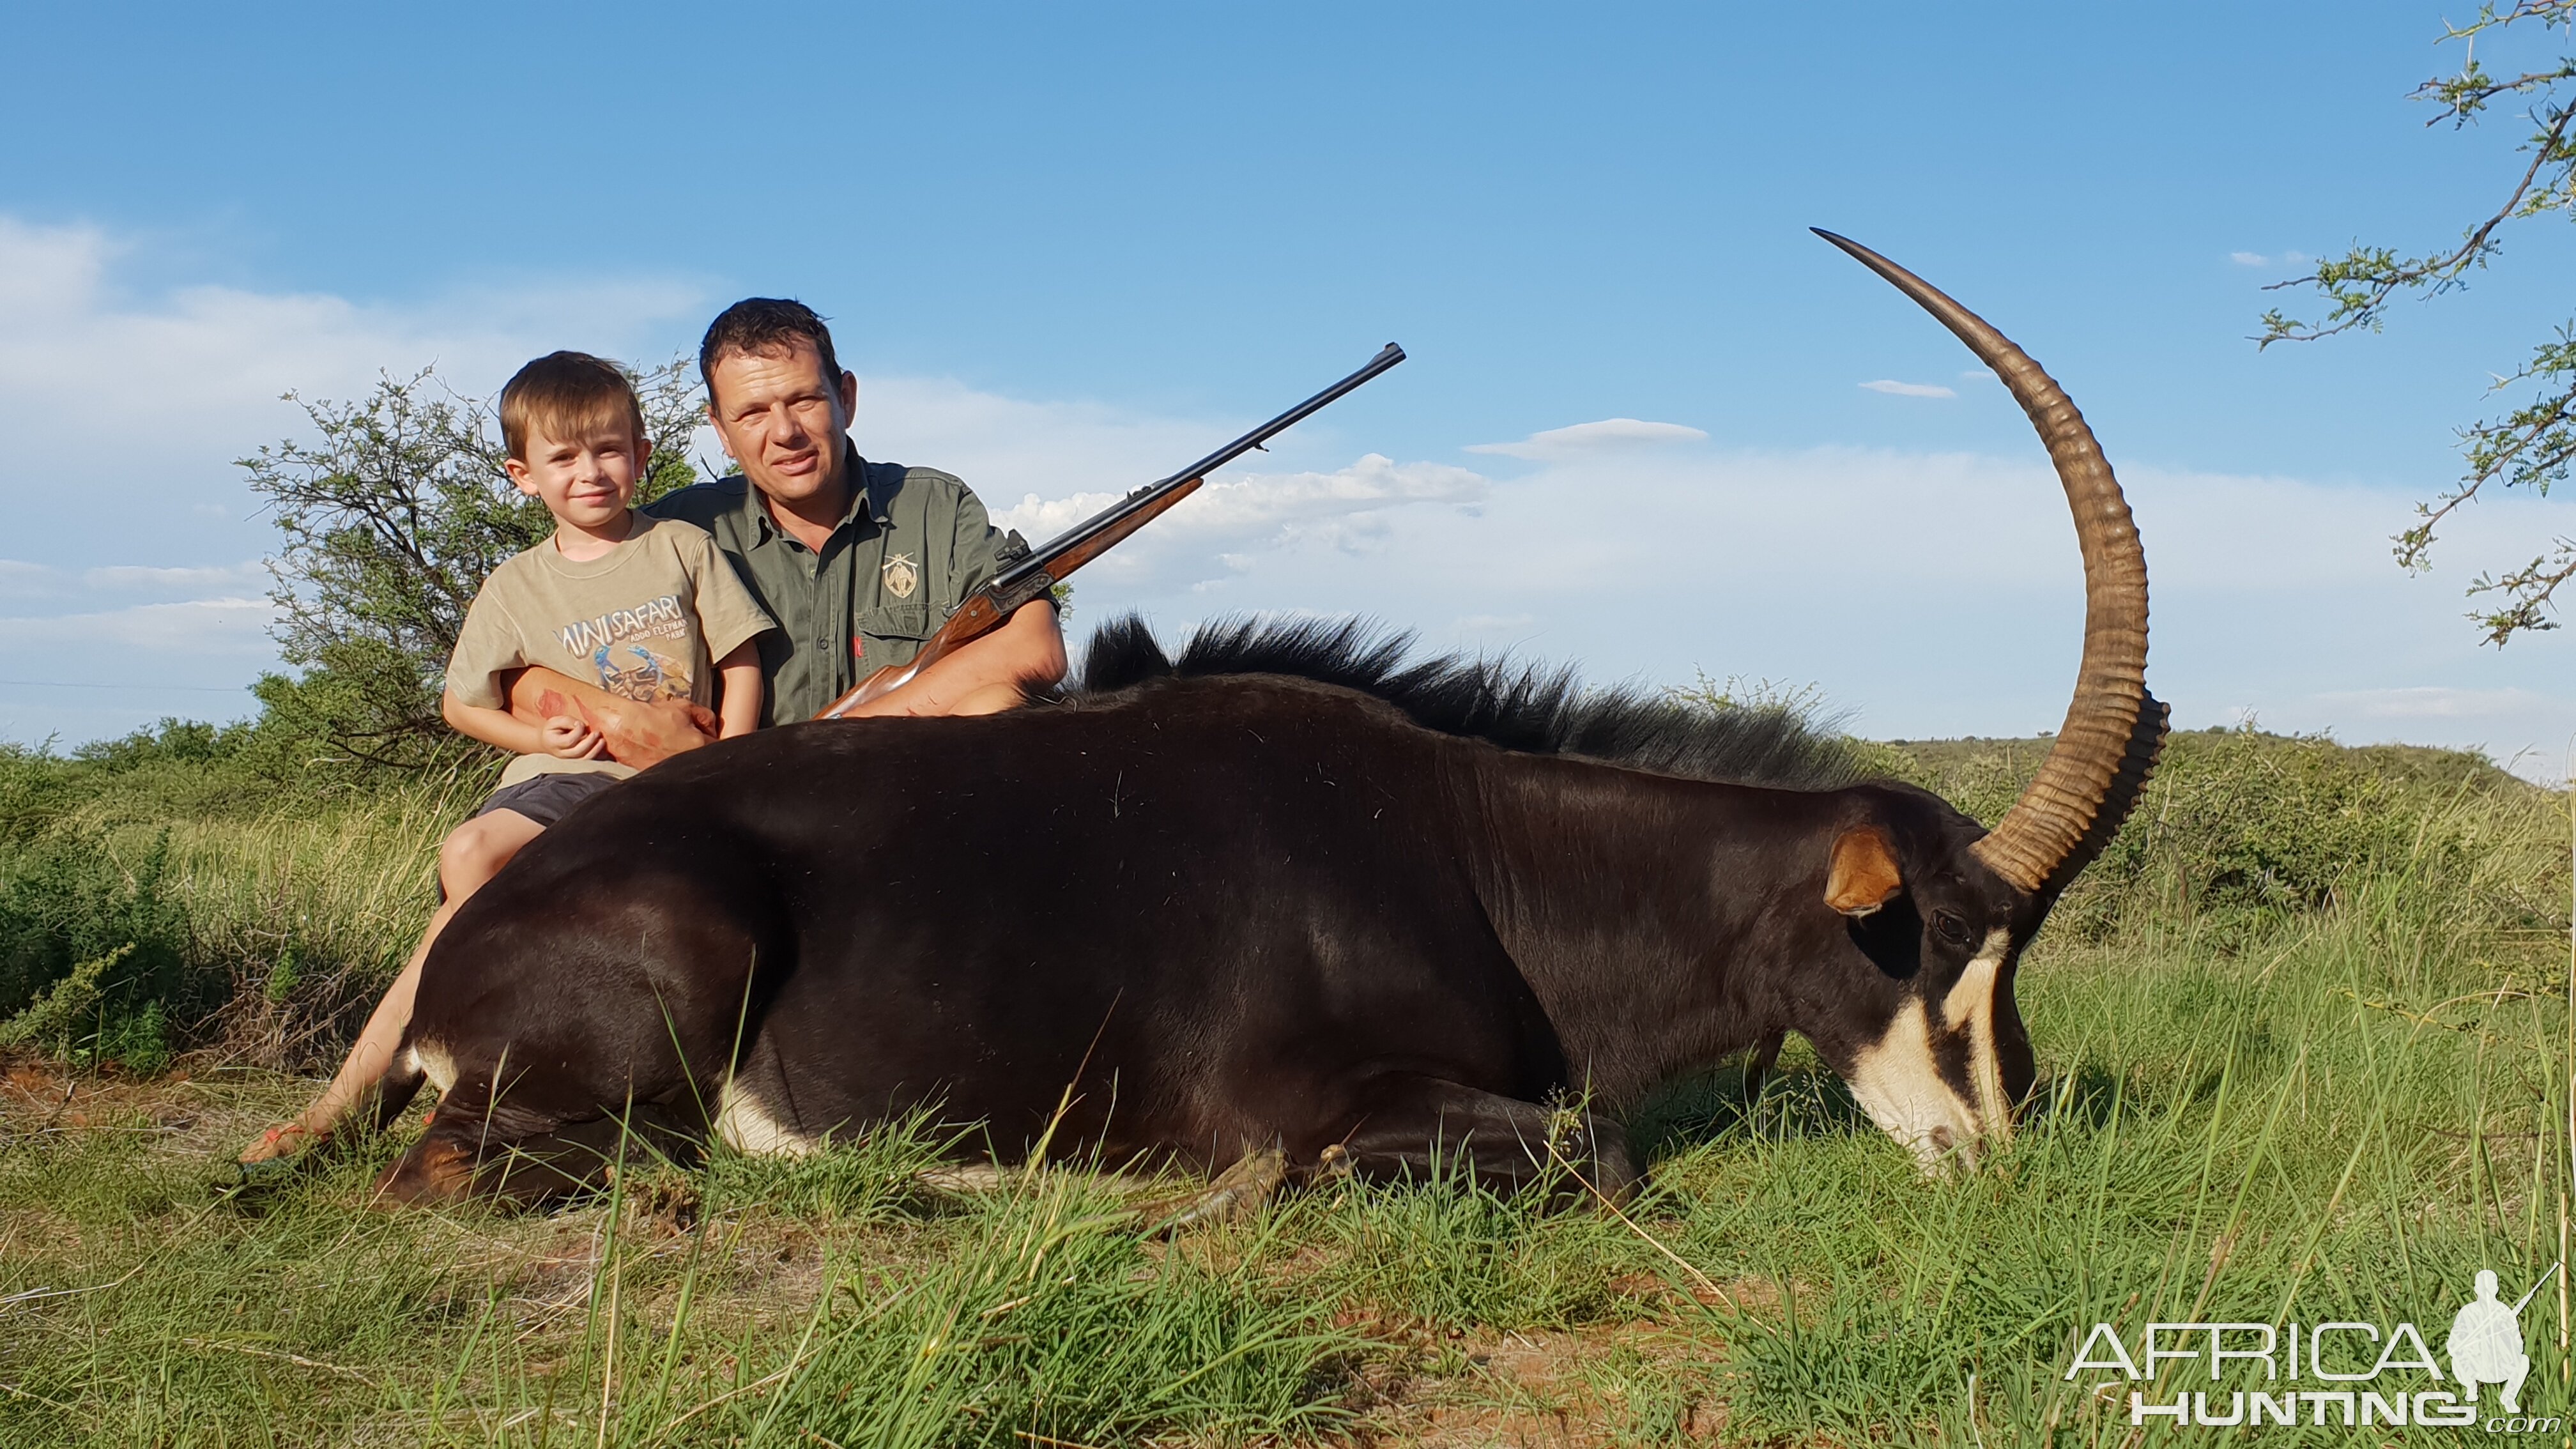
[[0, 734, 486, 1070], [0, 1119, 1356, 1446], [1672, 897, 2573, 1443]]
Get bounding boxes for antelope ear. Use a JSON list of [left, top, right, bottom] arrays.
[[1825, 827, 1905, 917]]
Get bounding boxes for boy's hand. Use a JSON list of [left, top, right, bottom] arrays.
[[541, 715, 606, 760], [504, 668, 719, 768]]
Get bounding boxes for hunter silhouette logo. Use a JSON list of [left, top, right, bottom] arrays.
[[880, 552, 919, 600], [2450, 1266, 2554, 1414]]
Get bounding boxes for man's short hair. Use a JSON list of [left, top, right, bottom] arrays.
[[700, 298, 842, 402], [498, 351, 646, 463]]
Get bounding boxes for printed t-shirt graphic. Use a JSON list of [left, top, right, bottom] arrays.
[[445, 514, 774, 786]]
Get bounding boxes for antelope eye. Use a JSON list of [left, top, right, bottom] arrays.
[[1932, 910, 1973, 946]]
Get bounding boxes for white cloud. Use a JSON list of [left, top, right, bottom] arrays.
[[2229, 249, 2312, 270], [0, 217, 702, 412], [993, 452, 1489, 587], [0, 595, 275, 744], [846, 374, 1223, 503], [2312, 686, 2556, 721], [82, 562, 269, 595], [1466, 418, 1708, 461], [0, 218, 121, 317], [1859, 379, 1957, 398], [0, 596, 276, 652], [0, 560, 57, 598], [0, 215, 710, 568], [0, 558, 268, 600]]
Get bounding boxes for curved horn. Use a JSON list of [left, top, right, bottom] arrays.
[[1814, 229, 2161, 894]]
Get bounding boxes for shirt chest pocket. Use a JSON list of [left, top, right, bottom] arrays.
[[854, 601, 935, 669], [856, 601, 931, 641]]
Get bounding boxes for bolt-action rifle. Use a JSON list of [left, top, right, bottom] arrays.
[[813, 342, 1406, 719]]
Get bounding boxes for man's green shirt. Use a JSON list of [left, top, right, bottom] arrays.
[[644, 450, 1026, 725]]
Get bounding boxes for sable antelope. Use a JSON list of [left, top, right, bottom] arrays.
[[372, 233, 2163, 1207]]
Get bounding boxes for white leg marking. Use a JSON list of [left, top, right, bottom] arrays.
[[712, 1078, 819, 1156], [409, 1043, 457, 1096]]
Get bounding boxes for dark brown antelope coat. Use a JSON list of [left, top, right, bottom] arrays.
[[373, 235, 2166, 1204]]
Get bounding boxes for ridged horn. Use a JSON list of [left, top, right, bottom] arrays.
[[1814, 229, 2161, 894]]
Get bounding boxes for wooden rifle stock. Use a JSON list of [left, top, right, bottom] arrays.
[[815, 477, 1202, 718], [813, 342, 1402, 720]]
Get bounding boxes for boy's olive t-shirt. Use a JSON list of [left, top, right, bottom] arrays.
[[445, 514, 775, 787]]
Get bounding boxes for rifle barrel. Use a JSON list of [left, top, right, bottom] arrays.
[[993, 342, 1404, 592], [2510, 1262, 2562, 1315]]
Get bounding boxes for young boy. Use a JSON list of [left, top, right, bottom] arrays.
[[240, 351, 774, 1169]]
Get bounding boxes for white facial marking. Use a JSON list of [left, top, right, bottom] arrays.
[[712, 1078, 819, 1156], [1845, 999, 1977, 1172], [1849, 928, 2016, 1173], [409, 1043, 457, 1097], [1940, 929, 2016, 1147]]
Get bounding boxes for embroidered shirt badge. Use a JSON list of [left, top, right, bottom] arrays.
[[880, 552, 919, 600]]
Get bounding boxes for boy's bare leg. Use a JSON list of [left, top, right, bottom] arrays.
[[238, 809, 548, 1165]]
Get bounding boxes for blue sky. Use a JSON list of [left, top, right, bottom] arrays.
[[3, 4, 2572, 768]]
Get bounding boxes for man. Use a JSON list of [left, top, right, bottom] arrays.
[[505, 297, 1066, 756], [2448, 1269, 2531, 1414]]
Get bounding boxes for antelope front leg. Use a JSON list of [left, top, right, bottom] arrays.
[[1331, 1074, 1639, 1204]]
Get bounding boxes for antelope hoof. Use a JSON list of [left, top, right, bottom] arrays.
[[1309, 1142, 1353, 1185]]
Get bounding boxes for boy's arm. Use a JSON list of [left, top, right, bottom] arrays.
[[502, 666, 720, 766], [714, 640, 763, 739], [443, 691, 605, 761]]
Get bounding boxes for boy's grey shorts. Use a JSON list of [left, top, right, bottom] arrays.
[[472, 771, 620, 828]]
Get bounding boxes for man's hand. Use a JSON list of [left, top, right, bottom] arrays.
[[540, 715, 607, 760], [503, 668, 719, 769], [836, 599, 1066, 720]]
